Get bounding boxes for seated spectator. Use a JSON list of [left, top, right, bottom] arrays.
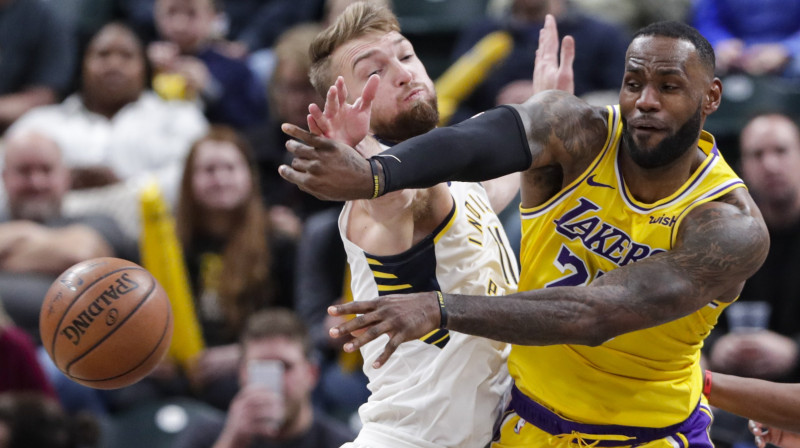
[[0, 301, 55, 398], [569, 0, 691, 34], [176, 126, 296, 408], [0, 392, 99, 448], [693, 0, 800, 78], [245, 23, 338, 222], [8, 22, 208, 206], [448, 0, 628, 124], [0, 131, 136, 336], [708, 113, 800, 382], [149, 0, 267, 129], [0, 0, 76, 131], [223, 0, 323, 57], [706, 112, 800, 447], [173, 308, 355, 448]]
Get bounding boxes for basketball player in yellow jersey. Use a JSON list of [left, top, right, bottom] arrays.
[[279, 18, 770, 448]]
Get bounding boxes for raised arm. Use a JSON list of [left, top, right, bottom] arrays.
[[281, 89, 605, 200], [482, 13, 575, 212], [329, 188, 768, 367]]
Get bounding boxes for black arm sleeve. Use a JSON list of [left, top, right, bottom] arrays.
[[375, 105, 532, 193]]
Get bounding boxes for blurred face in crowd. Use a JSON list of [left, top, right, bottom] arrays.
[[82, 24, 146, 112], [191, 140, 252, 211], [155, 0, 216, 54], [2, 133, 70, 222], [273, 59, 321, 127], [740, 114, 800, 208], [332, 30, 438, 143], [240, 336, 318, 433]]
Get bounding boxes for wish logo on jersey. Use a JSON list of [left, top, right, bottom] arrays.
[[554, 197, 665, 266]]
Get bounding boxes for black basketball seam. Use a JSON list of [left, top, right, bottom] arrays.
[[49, 266, 147, 365], [69, 292, 172, 384], [64, 278, 157, 374]]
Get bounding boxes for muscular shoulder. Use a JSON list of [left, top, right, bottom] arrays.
[[674, 188, 769, 297], [512, 90, 609, 170]]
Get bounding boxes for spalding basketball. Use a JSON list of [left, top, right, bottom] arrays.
[[39, 257, 173, 389]]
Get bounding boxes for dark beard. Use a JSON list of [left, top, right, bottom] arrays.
[[372, 95, 439, 143], [622, 105, 703, 169]]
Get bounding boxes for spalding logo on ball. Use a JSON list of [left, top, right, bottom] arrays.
[[39, 257, 174, 389]]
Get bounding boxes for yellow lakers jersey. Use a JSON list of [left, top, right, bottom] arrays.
[[512, 105, 745, 427]]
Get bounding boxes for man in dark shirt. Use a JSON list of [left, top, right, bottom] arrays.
[[174, 309, 354, 448], [708, 112, 800, 381]]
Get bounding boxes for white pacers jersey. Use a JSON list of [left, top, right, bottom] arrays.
[[339, 181, 519, 448]]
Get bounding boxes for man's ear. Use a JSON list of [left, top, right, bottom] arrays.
[[704, 78, 723, 115]]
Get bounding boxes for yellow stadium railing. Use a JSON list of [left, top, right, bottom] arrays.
[[139, 180, 205, 370], [435, 31, 513, 126]]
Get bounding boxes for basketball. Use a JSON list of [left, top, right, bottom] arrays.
[[39, 257, 174, 389]]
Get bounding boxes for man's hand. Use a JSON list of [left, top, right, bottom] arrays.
[[743, 44, 790, 75], [308, 75, 379, 149], [533, 14, 575, 95], [279, 124, 374, 201], [748, 419, 800, 448], [327, 292, 442, 368], [188, 344, 240, 388], [214, 385, 285, 447]]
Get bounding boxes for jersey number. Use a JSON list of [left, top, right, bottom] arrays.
[[545, 245, 590, 287]]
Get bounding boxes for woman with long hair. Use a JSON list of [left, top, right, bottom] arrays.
[[176, 125, 295, 407]]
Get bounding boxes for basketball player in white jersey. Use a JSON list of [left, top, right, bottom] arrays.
[[301, 3, 572, 447]]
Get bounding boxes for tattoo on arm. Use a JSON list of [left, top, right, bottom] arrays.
[[444, 193, 769, 347], [523, 91, 608, 169]]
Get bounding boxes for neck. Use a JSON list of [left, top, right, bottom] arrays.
[[82, 93, 133, 119], [760, 197, 800, 230], [202, 210, 239, 238], [278, 402, 313, 439], [619, 143, 705, 204]]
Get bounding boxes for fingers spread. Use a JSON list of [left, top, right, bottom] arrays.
[[307, 114, 323, 136], [361, 74, 380, 110]]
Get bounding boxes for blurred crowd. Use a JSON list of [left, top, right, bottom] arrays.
[[2, 0, 800, 447]]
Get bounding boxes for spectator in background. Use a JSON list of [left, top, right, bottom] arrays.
[[8, 22, 208, 207], [448, 0, 628, 124], [0, 132, 135, 337], [176, 126, 296, 409], [150, 0, 267, 129], [708, 113, 800, 382], [693, 0, 800, 78], [174, 308, 355, 448], [0, 301, 55, 398], [0, 0, 76, 132], [245, 23, 337, 223], [568, 0, 691, 34], [705, 112, 800, 448]]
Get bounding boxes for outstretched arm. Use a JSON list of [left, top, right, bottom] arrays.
[[329, 188, 768, 367], [709, 372, 800, 434], [281, 90, 605, 201]]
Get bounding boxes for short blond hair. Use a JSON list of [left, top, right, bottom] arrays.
[[309, 2, 400, 97]]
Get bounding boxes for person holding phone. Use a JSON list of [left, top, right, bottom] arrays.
[[174, 308, 355, 448]]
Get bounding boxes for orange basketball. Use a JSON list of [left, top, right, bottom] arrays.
[[39, 257, 173, 389]]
